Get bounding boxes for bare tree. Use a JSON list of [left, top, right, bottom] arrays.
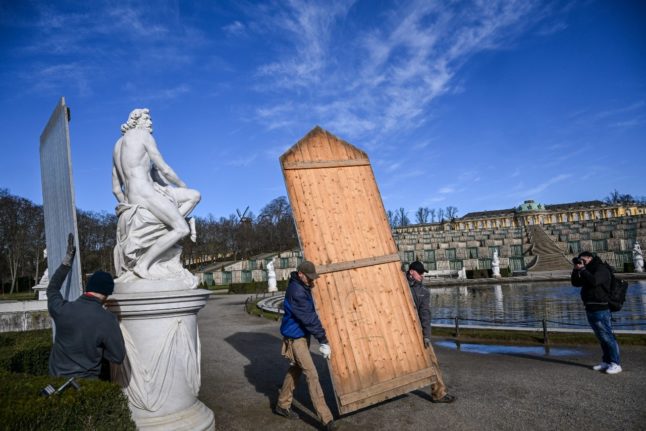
[[445, 206, 458, 221], [605, 189, 635, 204], [429, 208, 436, 223], [415, 207, 430, 224], [437, 208, 445, 223], [386, 210, 396, 229], [396, 208, 410, 227]]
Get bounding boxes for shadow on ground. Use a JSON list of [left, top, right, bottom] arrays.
[[225, 332, 339, 428]]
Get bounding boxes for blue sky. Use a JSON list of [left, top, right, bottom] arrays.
[[1, 0, 644, 220]]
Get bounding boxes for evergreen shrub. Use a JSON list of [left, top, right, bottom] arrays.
[[0, 329, 135, 430], [624, 262, 635, 273], [0, 373, 135, 431], [465, 269, 490, 279], [228, 279, 289, 294]]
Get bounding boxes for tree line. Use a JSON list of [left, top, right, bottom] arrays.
[[0, 189, 298, 294], [387, 206, 459, 228], [2, 187, 643, 293]]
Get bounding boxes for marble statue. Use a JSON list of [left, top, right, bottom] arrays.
[[108, 108, 214, 430], [267, 259, 277, 293], [112, 108, 201, 283], [457, 267, 467, 280], [32, 249, 49, 300], [634, 241, 644, 273], [492, 250, 501, 278]]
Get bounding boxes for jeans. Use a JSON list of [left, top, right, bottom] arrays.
[[586, 309, 620, 365]]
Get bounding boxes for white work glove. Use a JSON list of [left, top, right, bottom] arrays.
[[319, 343, 331, 359], [424, 337, 432, 348], [61, 233, 76, 267]]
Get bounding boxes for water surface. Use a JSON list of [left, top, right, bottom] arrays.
[[430, 281, 646, 330]]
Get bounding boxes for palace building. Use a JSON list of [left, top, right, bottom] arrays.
[[393, 200, 646, 275]]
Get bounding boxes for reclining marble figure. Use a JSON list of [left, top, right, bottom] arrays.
[[112, 108, 200, 283]]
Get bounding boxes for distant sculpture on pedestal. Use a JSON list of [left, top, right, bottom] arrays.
[[634, 241, 644, 273], [492, 250, 501, 278], [32, 249, 49, 300], [267, 259, 278, 293], [112, 108, 201, 285], [457, 267, 467, 280]]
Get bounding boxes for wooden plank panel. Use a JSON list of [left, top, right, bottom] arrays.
[[281, 127, 437, 414]]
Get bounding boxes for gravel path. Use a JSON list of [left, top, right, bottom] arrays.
[[198, 294, 646, 431]]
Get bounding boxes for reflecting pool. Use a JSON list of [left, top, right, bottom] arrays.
[[429, 280, 646, 330]]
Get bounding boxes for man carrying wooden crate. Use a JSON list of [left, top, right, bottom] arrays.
[[407, 261, 456, 403], [274, 260, 339, 430]]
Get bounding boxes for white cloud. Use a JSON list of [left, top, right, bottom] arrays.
[[251, 0, 556, 143], [438, 186, 455, 194], [223, 20, 246, 37], [519, 174, 572, 196]]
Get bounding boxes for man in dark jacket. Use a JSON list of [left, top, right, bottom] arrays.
[[407, 261, 455, 403], [571, 251, 621, 374], [47, 234, 126, 378], [275, 260, 338, 431]]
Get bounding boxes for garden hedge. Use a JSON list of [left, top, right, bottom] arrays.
[[0, 329, 135, 430]]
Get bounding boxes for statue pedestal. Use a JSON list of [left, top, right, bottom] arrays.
[[107, 286, 214, 431]]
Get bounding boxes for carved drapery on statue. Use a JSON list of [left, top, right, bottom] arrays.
[[114, 201, 196, 286], [112, 320, 201, 412]]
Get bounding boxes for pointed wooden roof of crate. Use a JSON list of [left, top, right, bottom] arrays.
[[280, 126, 369, 166]]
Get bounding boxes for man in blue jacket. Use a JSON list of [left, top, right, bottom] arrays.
[[275, 260, 338, 431]]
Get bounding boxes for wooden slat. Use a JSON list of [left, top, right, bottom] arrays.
[[339, 367, 435, 406], [339, 376, 436, 415], [283, 159, 370, 170], [281, 126, 437, 415], [316, 253, 401, 275]]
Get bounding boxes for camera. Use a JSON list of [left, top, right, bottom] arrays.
[[572, 257, 582, 265]]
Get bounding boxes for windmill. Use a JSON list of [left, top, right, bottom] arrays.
[[236, 206, 252, 225]]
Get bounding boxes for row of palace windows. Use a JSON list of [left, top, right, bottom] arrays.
[[403, 245, 522, 263]]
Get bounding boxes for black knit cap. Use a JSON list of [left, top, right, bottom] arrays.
[[86, 271, 114, 296], [578, 251, 594, 258], [409, 260, 427, 274]]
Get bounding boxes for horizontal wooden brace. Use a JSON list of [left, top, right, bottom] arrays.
[[317, 253, 401, 275], [339, 367, 435, 406], [282, 159, 370, 170]]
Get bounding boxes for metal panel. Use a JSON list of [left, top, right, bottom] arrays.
[[280, 127, 436, 414], [40, 97, 82, 301]]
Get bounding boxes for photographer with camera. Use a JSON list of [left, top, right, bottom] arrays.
[[571, 251, 621, 374], [47, 234, 125, 379]]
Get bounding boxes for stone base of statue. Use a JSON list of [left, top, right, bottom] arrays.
[[107, 281, 214, 431], [492, 266, 501, 278]]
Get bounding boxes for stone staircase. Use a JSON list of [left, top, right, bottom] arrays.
[[527, 225, 572, 271]]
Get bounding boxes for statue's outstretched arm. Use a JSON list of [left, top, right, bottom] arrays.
[[143, 135, 187, 188]]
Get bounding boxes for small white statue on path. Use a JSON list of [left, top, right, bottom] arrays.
[[32, 248, 50, 300], [492, 250, 501, 278], [634, 241, 644, 273], [112, 108, 201, 282], [267, 259, 278, 293]]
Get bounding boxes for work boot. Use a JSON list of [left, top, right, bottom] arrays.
[[274, 406, 299, 419], [431, 394, 456, 403]]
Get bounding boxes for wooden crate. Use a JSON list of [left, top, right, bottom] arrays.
[[280, 127, 437, 414]]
